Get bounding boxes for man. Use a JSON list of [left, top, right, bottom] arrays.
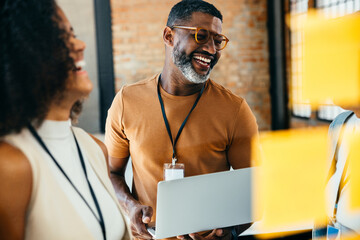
[[105, 1, 258, 239]]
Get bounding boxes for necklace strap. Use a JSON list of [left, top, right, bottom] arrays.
[[157, 75, 205, 162], [28, 124, 107, 240]]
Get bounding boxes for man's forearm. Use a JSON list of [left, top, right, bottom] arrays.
[[110, 172, 140, 215], [110, 171, 154, 239]]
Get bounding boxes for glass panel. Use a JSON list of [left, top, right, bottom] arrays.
[[290, 0, 310, 118], [291, 0, 358, 121], [346, 0, 355, 13], [355, 0, 360, 11]]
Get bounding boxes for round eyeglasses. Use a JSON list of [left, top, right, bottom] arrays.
[[171, 26, 229, 51]]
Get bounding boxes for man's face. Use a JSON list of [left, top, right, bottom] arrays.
[[171, 12, 222, 84]]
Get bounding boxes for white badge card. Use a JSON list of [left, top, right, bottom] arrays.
[[163, 163, 184, 181]]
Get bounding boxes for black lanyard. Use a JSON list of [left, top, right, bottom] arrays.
[[28, 124, 107, 240], [157, 75, 205, 163]]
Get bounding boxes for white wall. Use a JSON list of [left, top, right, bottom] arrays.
[[57, 0, 101, 133], [58, 0, 133, 190]]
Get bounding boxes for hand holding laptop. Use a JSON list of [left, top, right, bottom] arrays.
[[150, 168, 257, 239], [177, 227, 232, 240], [176, 223, 252, 240], [128, 203, 154, 239]]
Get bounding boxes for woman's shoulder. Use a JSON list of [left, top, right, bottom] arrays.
[[0, 141, 32, 218], [88, 134, 108, 160], [0, 141, 32, 175]]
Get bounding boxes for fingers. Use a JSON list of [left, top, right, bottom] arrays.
[[129, 205, 154, 239], [215, 229, 223, 237], [204, 229, 218, 239], [180, 228, 231, 240], [142, 205, 153, 224], [200, 228, 232, 240], [214, 228, 233, 240], [189, 233, 206, 240], [177, 234, 192, 240], [131, 223, 153, 240], [185, 230, 214, 240]]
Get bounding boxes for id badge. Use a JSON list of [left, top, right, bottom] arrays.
[[327, 225, 340, 240], [163, 163, 184, 181]]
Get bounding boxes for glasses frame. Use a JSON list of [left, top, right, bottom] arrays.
[[171, 25, 229, 51]]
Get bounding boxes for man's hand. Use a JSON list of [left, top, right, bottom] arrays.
[[109, 156, 154, 239], [128, 203, 154, 239], [177, 223, 251, 240], [177, 227, 233, 240]]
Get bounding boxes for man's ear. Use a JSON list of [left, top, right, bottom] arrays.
[[163, 26, 174, 47]]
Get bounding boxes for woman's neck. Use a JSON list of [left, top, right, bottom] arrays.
[[45, 100, 73, 121]]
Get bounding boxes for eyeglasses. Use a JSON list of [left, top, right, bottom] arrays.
[[171, 26, 229, 51]]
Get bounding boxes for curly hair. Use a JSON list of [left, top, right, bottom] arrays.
[[166, 0, 223, 27], [0, 0, 76, 136]]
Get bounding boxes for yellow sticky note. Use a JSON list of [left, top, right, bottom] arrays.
[[301, 12, 360, 108], [343, 234, 360, 240], [252, 128, 328, 238], [348, 134, 360, 210]]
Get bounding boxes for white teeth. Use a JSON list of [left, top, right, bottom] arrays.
[[194, 56, 211, 63], [75, 60, 86, 68]]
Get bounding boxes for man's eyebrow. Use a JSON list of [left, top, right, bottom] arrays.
[[70, 26, 74, 33]]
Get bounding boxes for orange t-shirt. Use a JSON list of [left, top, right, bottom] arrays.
[[105, 73, 258, 221]]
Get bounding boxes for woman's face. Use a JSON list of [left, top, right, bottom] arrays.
[[57, 7, 93, 101]]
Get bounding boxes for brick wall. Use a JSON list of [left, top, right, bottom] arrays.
[[110, 0, 271, 130]]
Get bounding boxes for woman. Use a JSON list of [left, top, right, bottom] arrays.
[[0, 0, 130, 239], [313, 109, 360, 239]]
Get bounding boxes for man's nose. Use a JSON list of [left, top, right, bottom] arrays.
[[202, 37, 217, 55]]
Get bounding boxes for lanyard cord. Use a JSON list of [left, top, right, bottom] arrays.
[[28, 124, 107, 240], [157, 75, 205, 164], [327, 112, 354, 221]]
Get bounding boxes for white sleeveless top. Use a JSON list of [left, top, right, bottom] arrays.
[[326, 115, 360, 233], [5, 120, 130, 240]]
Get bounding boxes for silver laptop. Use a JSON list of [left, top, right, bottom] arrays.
[[148, 167, 259, 239]]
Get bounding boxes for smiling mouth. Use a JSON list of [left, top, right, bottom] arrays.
[[74, 60, 86, 72], [193, 55, 212, 69]]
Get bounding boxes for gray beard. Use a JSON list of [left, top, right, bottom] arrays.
[[172, 44, 211, 84]]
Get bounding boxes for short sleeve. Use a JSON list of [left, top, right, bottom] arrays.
[[105, 87, 130, 159], [227, 100, 259, 169]]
